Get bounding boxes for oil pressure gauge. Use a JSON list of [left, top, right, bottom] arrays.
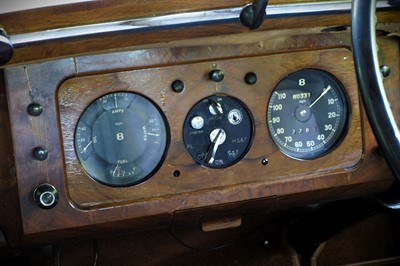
[[75, 92, 168, 187], [267, 69, 350, 160], [184, 95, 253, 168]]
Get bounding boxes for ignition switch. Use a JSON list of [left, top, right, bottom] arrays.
[[183, 95, 253, 168]]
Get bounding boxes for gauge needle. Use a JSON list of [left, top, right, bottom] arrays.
[[205, 129, 225, 164], [114, 94, 118, 109], [309, 85, 332, 108], [112, 164, 120, 177], [82, 141, 93, 153]]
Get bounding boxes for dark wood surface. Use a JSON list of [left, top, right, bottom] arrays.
[[0, 71, 22, 246], [1, 1, 398, 65], [0, 0, 339, 34], [59, 49, 362, 208], [0, 1, 398, 246], [2, 29, 398, 245]]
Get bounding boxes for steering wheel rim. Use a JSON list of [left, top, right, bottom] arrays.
[[352, 0, 400, 180]]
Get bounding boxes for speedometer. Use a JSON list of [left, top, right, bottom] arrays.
[[267, 68, 350, 160]]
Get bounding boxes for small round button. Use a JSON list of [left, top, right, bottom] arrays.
[[33, 147, 48, 161], [171, 80, 185, 93], [190, 116, 204, 130], [244, 72, 257, 85], [380, 65, 391, 77], [27, 103, 43, 116], [33, 184, 59, 209]]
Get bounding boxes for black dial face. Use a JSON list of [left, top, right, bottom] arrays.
[[75, 92, 168, 187], [267, 69, 350, 160], [183, 95, 253, 168]]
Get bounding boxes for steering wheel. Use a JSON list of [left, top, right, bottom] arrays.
[[352, 0, 400, 180]]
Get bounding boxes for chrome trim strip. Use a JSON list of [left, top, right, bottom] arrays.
[[9, 0, 393, 47]]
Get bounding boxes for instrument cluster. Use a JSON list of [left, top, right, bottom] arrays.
[[71, 67, 350, 188], [53, 49, 361, 209], [4, 47, 363, 234]]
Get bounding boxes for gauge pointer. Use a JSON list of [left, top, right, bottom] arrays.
[[112, 164, 120, 177], [309, 85, 332, 108], [114, 94, 119, 109], [82, 141, 93, 153], [205, 129, 225, 164]]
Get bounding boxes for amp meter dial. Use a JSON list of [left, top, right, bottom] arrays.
[[183, 95, 253, 168], [74, 92, 168, 187]]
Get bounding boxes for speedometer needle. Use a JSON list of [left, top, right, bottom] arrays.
[[309, 85, 332, 108]]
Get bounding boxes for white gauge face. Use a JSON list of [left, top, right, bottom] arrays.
[[75, 92, 168, 187], [267, 69, 350, 160]]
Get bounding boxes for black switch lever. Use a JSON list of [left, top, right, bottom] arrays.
[[0, 28, 13, 65], [240, 0, 268, 30]]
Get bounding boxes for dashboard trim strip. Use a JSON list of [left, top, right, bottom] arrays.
[[9, 0, 392, 47]]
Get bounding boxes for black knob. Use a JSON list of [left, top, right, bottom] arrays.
[[33, 147, 48, 161], [27, 103, 43, 116], [380, 65, 391, 77], [209, 69, 224, 82], [244, 72, 258, 85], [171, 80, 185, 93], [33, 184, 59, 209], [239, 0, 268, 30], [0, 28, 13, 65]]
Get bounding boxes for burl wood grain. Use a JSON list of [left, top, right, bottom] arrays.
[[3, 31, 396, 242], [58, 49, 362, 208], [0, 71, 22, 247], [0, 0, 340, 34], [1, 0, 398, 65]]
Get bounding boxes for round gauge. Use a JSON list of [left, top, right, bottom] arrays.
[[267, 68, 350, 160], [75, 92, 168, 187], [183, 95, 253, 168]]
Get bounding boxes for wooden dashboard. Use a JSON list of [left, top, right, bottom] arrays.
[[0, 0, 399, 246]]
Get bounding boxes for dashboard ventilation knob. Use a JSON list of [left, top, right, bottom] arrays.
[[240, 0, 268, 30]]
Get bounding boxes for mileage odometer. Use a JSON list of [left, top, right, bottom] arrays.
[[267, 69, 349, 160]]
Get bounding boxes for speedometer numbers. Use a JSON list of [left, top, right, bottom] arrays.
[[267, 69, 350, 160]]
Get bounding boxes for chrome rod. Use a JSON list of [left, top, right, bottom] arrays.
[[9, 0, 393, 47]]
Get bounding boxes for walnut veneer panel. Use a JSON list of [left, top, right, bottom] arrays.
[[0, 0, 335, 34], [3, 32, 396, 237], [58, 49, 362, 208]]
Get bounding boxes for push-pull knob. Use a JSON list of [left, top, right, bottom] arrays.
[[209, 69, 224, 82], [33, 184, 59, 209], [0, 28, 13, 65]]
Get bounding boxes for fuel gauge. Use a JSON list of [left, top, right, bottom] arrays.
[[75, 92, 168, 187]]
